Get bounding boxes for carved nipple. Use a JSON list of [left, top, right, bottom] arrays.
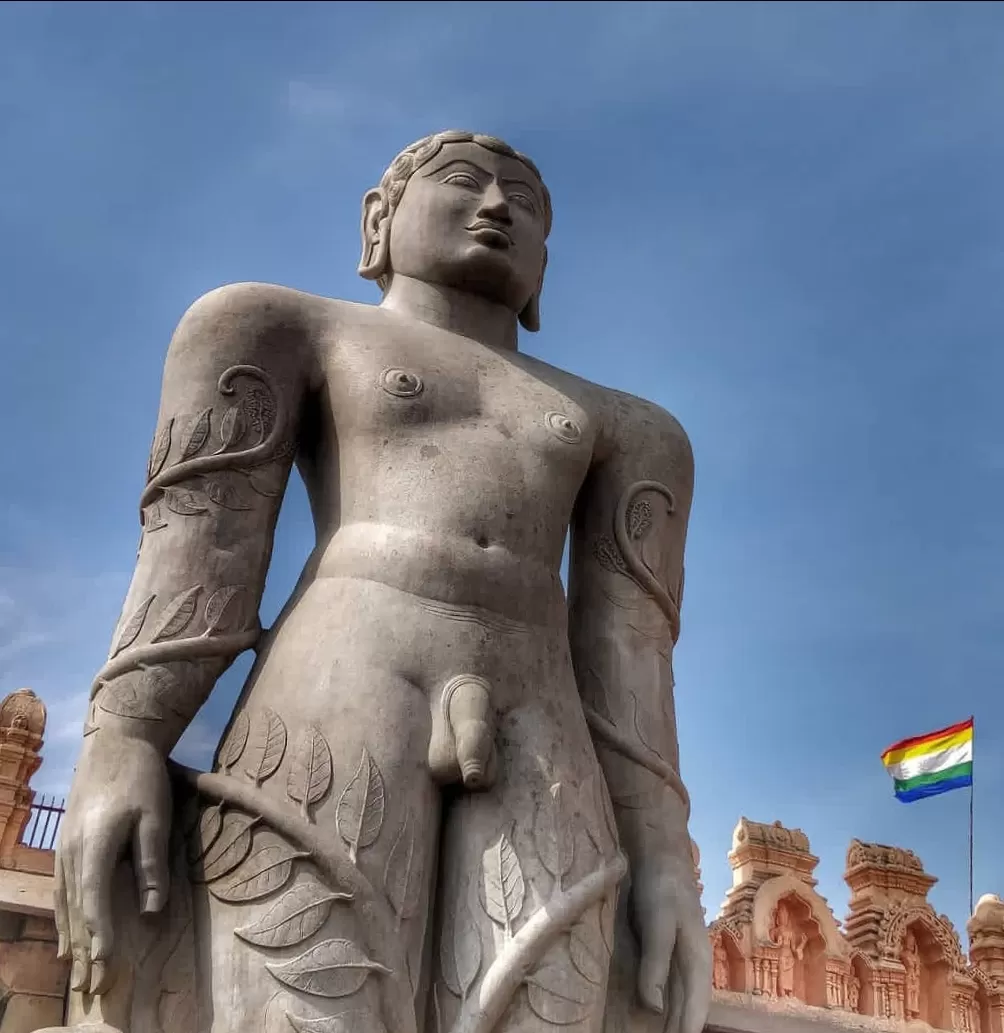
[[544, 410, 582, 444], [381, 367, 424, 398]]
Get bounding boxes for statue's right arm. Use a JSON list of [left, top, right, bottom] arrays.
[[55, 282, 318, 996]]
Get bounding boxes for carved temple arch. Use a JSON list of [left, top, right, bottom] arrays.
[[709, 921, 747, 992], [751, 874, 848, 958], [878, 902, 967, 970]]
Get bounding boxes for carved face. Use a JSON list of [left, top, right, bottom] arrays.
[[380, 141, 548, 314]]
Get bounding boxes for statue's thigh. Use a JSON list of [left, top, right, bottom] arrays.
[[194, 662, 440, 1033], [429, 704, 618, 1033]]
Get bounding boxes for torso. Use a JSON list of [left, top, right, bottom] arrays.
[[299, 300, 603, 625]]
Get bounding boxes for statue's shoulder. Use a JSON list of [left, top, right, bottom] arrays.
[[182, 281, 341, 328], [592, 382, 693, 466]]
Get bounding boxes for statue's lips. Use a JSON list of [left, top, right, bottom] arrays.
[[467, 223, 512, 249]]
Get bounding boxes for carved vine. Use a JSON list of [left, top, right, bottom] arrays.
[[141, 364, 290, 517], [593, 479, 681, 643], [171, 710, 418, 1033], [580, 679, 691, 820], [434, 781, 626, 1033], [95, 365, 292, 711]]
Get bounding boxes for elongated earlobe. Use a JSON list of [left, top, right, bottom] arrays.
[[519, 294, 541, 332], [358, 188, 391, 286], [519, 245, 548, 332]]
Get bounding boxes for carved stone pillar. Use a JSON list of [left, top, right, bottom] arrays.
[[0, 690, 46, 867]]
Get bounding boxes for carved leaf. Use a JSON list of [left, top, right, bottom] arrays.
[[265, 938, 390, 998], [236, 880, 350, 949], [453, 902, 481, 1001], [147, 419, 174, 480], [98, 667, 174, 721], [593, 535, 627, 576], [143, 499, 168, 532], [248, 466, 284, 497], [570, 908, 606, 984], [244, 708, 287, 787], [534, 782, 574, 889], [209, 840, 305, 903], [204, 584, 247, 636], [186, 803, 223, 864], [218, 711, 250, 773], [287, 1010, 387, 1033], [150, 585, 203, 642], [111, 594, 155, 657], [481, 829, 524, 936], [192, 811, 257, 882], [287, 725, 333, 821], [246, 386, 277, 444], [164, 486, 209, 515], [337, 747, 385, 864], [204, 474, 254, 511], [215, 403, 246, 454], [384, 811, 422, 923], [526, 961, 595, 1026], [179, 406, 213, 460], [627, 498, 653, 540]]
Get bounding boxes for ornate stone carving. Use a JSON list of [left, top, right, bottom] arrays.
[[0, 688, 47, 864]]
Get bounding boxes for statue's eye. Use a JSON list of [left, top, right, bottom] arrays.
[[509, 191, 536, 214], [443, 172, 481, 189]]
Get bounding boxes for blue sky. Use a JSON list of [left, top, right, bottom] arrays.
[[2, 1, 1002, 946]]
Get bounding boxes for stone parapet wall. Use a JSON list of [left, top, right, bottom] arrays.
[[705, 819, 1004, 1033]]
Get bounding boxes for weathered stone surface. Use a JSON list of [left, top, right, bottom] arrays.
[[49, 131, 710, 1033]]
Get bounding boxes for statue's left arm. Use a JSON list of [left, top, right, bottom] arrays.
[[568, 394, 711, 1033]]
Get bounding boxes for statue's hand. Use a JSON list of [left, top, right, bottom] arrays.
[[630, 849, 712, 1033], [55, 732, 172, 996]]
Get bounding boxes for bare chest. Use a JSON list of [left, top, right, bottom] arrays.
[[321, 323, 597, 480]]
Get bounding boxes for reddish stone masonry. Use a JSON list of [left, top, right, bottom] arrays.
[[701, 818, 1004, 1033]]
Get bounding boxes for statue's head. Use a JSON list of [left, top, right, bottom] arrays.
[[358, 130, 552, 332]]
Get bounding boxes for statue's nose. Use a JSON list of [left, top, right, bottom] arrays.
[[477, 182, 512, 223]]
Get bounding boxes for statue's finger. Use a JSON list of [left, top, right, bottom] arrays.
[[134, 810, 169, 914], [53, 855, 71, 960], [80, 827, 122, 995], [635, 890, 677, 1014], [663, 953, 686, 1033], [62, 846, 91, 993], [677, 914, 713, 1033]]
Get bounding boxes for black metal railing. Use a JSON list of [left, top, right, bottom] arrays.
[[19, 793, 65, 850]]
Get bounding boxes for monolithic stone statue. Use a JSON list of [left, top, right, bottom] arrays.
[[48, 130, 710, 1033]]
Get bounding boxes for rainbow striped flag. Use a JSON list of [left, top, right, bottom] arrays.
[[881, 718, 974, 803]]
